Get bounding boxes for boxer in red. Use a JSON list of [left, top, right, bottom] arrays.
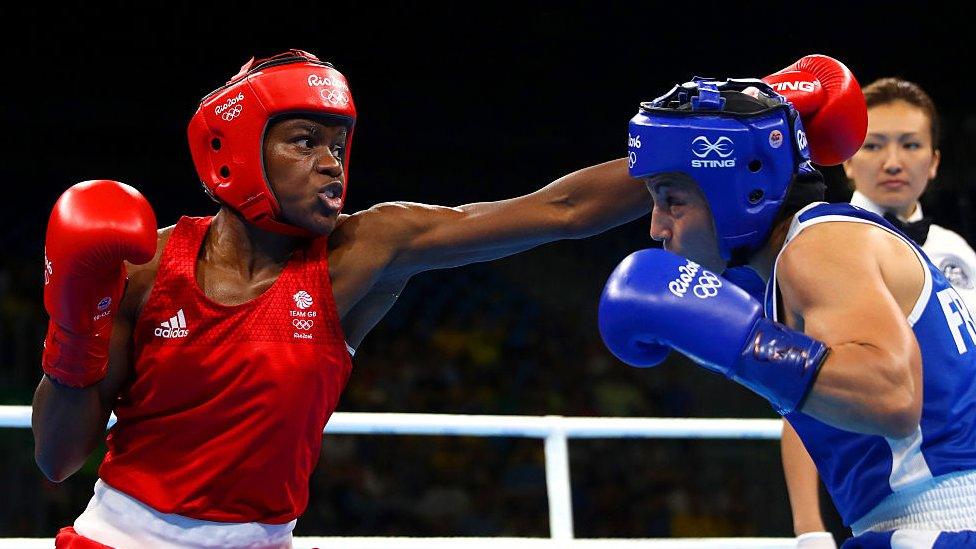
[[33, 50, 649, 548]]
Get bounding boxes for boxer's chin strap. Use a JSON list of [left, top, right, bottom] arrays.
[[223, 200, 319, 239]]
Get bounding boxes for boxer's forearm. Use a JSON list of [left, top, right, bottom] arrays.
[[781, 420, 826, 535], [32, 376, 112, 482], [801, 343, 922, 438], [450, 157, 647, 244], [539, 158, 649, 239]]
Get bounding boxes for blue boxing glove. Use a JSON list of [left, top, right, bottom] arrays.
[[598, 249, 828, 414]]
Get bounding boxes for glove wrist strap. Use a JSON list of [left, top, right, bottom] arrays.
[[41, 320, 109, 388], [731, 317, 828, 414]]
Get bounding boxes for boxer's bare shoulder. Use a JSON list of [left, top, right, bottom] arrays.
[[777, 221, 924, 320], [327, 203, 426, 319]]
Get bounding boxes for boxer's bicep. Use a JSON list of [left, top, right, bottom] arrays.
[[778, 225, 922, 437], [355, 199, 556, 276], [401, 197, 567, 270], [780, 225, 921, 358], [780, 232, 904, 348]]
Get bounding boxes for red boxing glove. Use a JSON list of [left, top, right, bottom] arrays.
[[763, 54, 867, 166], [43, 180, 157, 387]]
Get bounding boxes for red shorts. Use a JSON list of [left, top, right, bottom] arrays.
[[55, 527, 114, 549]]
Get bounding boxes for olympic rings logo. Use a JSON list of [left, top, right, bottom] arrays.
[[628, 151, 637, 169], [692, 271, 723, 299], [320, 88, 349, 106], [221, 105, 243, 121], [293, 319, 314, 330]]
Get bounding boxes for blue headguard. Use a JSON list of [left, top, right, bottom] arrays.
[[628, 78, 816, 261]]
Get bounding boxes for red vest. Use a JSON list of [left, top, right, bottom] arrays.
[[99, 216, 352, 524]]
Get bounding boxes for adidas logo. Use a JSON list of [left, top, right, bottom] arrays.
[[154, 309, 189, 338]]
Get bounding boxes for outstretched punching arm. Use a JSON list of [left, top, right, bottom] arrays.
[[354, 158, 649, 278]]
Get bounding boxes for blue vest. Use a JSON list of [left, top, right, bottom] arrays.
[[765, 203, 976, 526]]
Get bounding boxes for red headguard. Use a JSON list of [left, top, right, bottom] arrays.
[[187, 49, 356, 236]]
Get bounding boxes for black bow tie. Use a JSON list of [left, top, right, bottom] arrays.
[[883, 212, 932, 246]]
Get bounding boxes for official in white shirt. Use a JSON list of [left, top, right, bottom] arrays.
[[842, 78, 976, 313]]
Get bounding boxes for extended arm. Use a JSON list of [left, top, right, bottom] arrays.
[[373, 159, 648, 277]]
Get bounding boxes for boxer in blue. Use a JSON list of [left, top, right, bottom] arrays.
[[599, 55, 976, 548]]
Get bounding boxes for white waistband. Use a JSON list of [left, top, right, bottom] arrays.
[[851, 469, 976, 536], [73, 479, 296, 549]]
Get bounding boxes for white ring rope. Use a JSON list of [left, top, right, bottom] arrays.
[[0, 406, 782, 439], [0, 406, 791, 548], [2, 537, 795, 548]]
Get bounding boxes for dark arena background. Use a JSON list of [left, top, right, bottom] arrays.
[[1, 2, 974, 545]]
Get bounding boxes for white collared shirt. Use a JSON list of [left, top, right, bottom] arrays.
[[850, 191, 976, 313]]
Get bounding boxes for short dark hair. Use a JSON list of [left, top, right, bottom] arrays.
[[862, 78, 941, 150]]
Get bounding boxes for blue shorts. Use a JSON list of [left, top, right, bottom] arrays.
[[842, 530, 976, 548]]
